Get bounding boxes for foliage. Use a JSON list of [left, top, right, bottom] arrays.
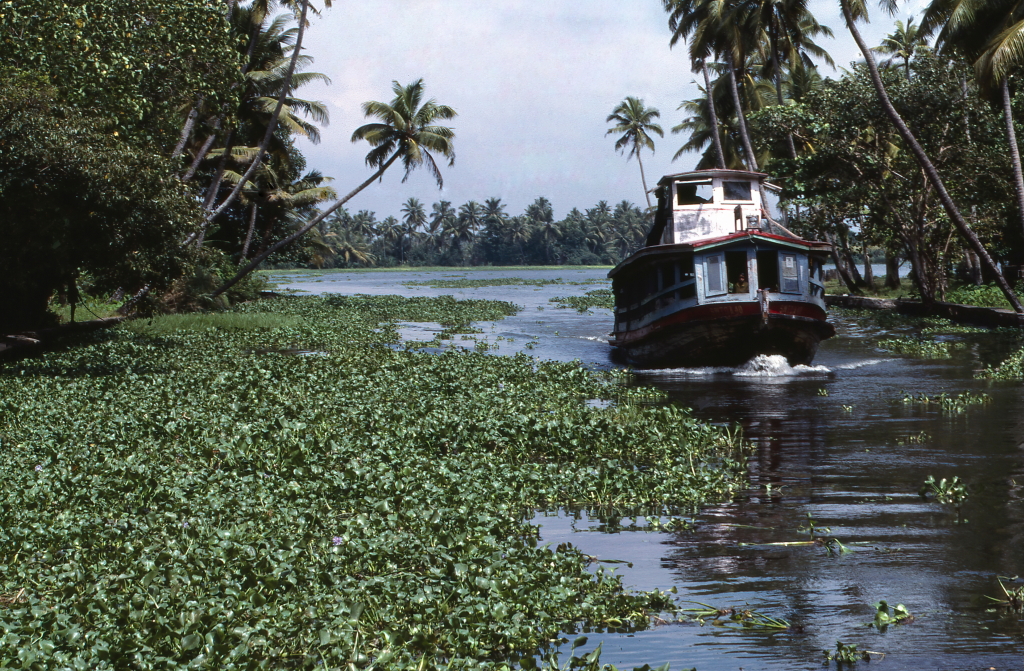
[[901, 391, 992, 414], [120, 312, 303, 336], [679, 602, 790, 629], [822, 641, 871, 664], [945, 282, 1024, 308], [755, 51, 1017, 303], [0, 295, 750, 668], [919, 475, 969, 507], [871, 600, 913, 629], [984, 577, 1024, 613], [0, 0, 240, 144], [878, 337, 965, 358], [980, 343, 1024, 379], [549, 290, 616, 314], [404, 278, 602, 289], [0, 70, 203, 331]]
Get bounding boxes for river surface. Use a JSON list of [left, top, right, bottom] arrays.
[[275, 268, 1024, 670]]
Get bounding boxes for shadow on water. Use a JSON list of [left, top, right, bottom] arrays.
[[289, 269, 1024, 670]]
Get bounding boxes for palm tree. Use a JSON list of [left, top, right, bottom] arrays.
[[923, 0, 1024, 249], [505, 215, 533, 263], [377, 216, 401, 264], [663, 0, 761, 171], [237, 167, 336, 260], [606, 97, 664, 209], [837, 0, 1022, 312], [400, 197, 427, 262], [428, 200, 456, 251], [873, 17, 928, 79], [214, 78, 456, 296]]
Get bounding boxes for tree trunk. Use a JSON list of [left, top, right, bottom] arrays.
[[884, 249, 901, 289], [637, 151, 652, 209], [824, 231, 860, 294], [726, 55, 758, 171], [206, 0, 311, 223], [1002, 77, 1024, 243], [171, 104, 199, 160], [702, 62, 726, 169], [839, 0, 1023, 313], [212, 151, 402, 298], [862, 241, 874, 290], [769, 18, 798, 160], [241, 202, 258, 260]]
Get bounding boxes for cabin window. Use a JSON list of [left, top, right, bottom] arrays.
[[726, 251, 749, 294], [756, 250, 779, 291], [723, 181, 752, 202], [781, 253, 800, 293], [676, 182, 713, 205], [704, 254, 726, 296]]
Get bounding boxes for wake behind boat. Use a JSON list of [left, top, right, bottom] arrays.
[[608, 169, 835, 368]]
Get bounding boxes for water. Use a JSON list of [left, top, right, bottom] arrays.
[[274, 267, 1024, 670]]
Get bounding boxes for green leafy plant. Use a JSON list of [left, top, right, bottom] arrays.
[[549, 289, 615, 314], [871, 600, 913, 629], [984, 577, 1024, 613], [823, 641, 875, 664], [679, 602, 790, 630], [919, 475, 969, 507]]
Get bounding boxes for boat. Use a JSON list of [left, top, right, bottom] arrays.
[[608, 169, 835, 368]]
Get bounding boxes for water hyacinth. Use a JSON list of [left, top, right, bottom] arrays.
[[0, 294, 749, 669]]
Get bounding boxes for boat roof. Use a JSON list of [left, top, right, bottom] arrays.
[[608, 230, 831, 279], [656, 169, 768, 187]]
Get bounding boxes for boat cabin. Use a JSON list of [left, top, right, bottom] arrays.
[[609, 170, 831, 341]]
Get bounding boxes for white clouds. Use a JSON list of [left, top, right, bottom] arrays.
[[290, 0, 902, 219]]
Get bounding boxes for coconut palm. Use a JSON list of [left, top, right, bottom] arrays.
[[923, 0, 1024, 248], [214, 78, 456, 296], [873, 17, 928, 78], [377, 216, 402, 264], [400, 197, 427, 262], [606, 97, 664, 209], [837, 0, 1021, 312]]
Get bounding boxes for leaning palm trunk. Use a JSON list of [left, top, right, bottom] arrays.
[[638, 153, 652, 209], [702, 62, 726, 169], [212, 152, 401, 298], [203, 0, 311, 228], [1001, 77, 1024, 243], [727, 55, 758, 171], [241, 202, 258, 260], [769, 20, 798, 160], [839, 0, 1023, 313]]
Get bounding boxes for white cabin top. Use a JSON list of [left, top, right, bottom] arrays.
[[654, 169, 774, 245]]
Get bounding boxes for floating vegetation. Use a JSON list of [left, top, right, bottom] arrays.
[[920, 318, 989, 335], [878, 336, 965, 358], [984, 577, 1024, 613], [896, 431, 930, 445], [404, 277, 604, 289], [901, 391, 991, 414], [979, 345, 1024, 380], [919, 475, 969, 508], [549, 289, 615, 314], [871, 600, 913, 629], [0, 294, 750, 668], [823, 641, 880, 664], [679, 602, 790, 630]]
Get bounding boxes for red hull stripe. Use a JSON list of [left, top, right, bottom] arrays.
[[613, 301, 827, 346]]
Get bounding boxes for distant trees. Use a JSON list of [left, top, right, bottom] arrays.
[[281, 196, 650, 270]]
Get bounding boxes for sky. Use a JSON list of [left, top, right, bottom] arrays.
[[291, 0, 927, 221]]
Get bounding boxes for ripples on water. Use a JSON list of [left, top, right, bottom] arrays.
[[276, 268, 1024, 670]]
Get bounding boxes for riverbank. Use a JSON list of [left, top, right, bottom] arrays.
[[825, 294, 1024, 329], [0, 294, 748, 669]]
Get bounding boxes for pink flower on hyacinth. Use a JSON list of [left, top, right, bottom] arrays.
[[332, 536, 343, 546], [34, 465, 43, 472]]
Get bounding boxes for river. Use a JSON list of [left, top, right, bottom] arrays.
[[274, 267, 1024, 670]]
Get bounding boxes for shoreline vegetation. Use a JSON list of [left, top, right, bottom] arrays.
[[0, 294, 750, 668]]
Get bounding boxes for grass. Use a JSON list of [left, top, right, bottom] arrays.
[[47, 294, 123, 324], [120, 312, 304, 335]]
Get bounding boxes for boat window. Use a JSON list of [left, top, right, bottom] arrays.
[[723, 180, 753, 202], [705, 254, 726, 296], [781, 253, 800, 293], [756, 250, 779, 291], [726, 251, 748, 294], [677, 182, 713, 205]]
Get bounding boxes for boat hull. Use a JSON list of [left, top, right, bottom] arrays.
[[609, 302, 835, 368]]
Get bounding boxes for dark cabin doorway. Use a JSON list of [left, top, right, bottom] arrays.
[[725, 251, 748, 293], [756, 250, 779, 291]]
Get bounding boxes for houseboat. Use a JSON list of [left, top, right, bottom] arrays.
[[608, 169, 835, 368]]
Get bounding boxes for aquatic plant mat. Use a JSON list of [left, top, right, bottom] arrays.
[[0, 294, 748, 669]]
